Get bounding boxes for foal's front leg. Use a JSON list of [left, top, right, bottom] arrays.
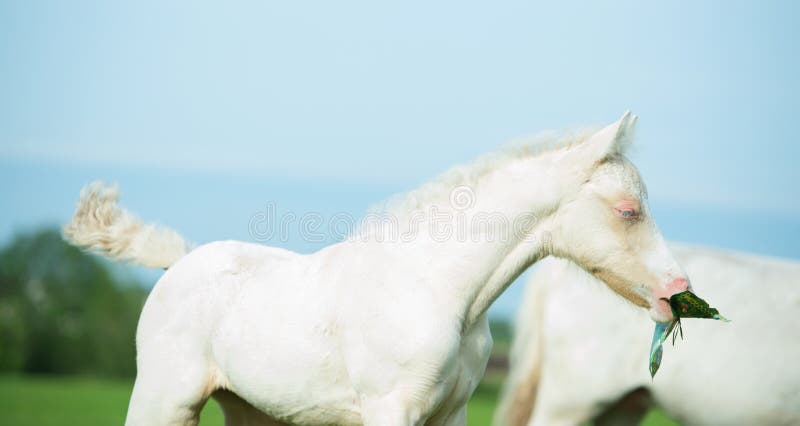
[[360, 394, 428, 426], [439, 405, 467, 426]]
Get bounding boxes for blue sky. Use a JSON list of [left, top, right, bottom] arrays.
[[2, 1, 798, 318]]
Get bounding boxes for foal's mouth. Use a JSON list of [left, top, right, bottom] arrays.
[[645, 296, 676, 323], [658, 296, 673, 313]]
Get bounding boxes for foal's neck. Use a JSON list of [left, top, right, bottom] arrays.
[[402, 152, 568, 329]]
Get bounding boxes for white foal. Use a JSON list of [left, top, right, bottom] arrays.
[[495, 244, 800, 426], [64, 112, 689, 426]]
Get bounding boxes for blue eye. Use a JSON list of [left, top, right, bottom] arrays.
[[616, 208, 638, 219]]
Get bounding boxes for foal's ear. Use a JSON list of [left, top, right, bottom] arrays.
[[583, 111, 637, 162]]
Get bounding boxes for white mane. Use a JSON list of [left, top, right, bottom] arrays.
[[369, 127, 598, 218]]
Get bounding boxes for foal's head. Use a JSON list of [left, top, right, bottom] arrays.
[[548, 112, 689, 322]]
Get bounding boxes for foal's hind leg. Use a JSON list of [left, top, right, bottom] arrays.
[[124, 343, 217, 426]]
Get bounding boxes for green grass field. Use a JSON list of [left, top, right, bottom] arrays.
[[0, 375, 677, 425], [0, 375, 494, 426]]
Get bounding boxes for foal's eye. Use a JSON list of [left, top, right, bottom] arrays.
[[615, 208, 639, 219], [613, 200, 641, 220]]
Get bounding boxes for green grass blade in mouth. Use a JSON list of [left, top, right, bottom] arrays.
[[648, 291, 729, 378], [668, 290, 730, 321]]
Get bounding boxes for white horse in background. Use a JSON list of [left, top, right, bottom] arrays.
[[495, 243, 800, 426], [63, 112, 692, 426]]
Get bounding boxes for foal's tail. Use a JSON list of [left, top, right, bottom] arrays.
[[63, 182, 191, 269]]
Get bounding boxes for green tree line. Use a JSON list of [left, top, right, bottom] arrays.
[[0, 229, 147, 378]]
